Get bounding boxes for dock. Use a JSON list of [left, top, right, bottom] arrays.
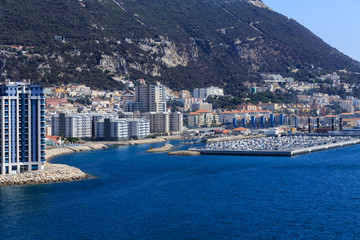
[[194, 138, 360, 157]]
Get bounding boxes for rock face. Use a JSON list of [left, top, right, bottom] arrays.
[[246, 0, 271, 10], [0, 163, 90, 187], [2, 0, 359, 92], [146, 143, 173, 153], [168, 150, 201, 156], [138, 37, 198, 68]]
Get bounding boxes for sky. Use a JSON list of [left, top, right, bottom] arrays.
[[262, 0, 360, 62]]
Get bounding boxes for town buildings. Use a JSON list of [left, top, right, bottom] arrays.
[[193, 86, 224, 99]]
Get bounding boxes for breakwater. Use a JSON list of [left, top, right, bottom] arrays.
[[168, 150, 201, 156], [146, 144, 173, 153], [0, 163, 90, 186]]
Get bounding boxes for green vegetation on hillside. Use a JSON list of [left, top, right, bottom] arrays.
[[0, 0, 359, 93]]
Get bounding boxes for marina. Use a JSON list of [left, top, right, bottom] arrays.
[[194, 136, 360, 156]]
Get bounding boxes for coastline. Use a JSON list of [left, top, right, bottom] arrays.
[[0, 136, 183, 187]]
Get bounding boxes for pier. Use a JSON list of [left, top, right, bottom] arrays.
[[193, 136, 360, 157]]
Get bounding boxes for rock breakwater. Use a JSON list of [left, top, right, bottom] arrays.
[[0, 163, 90, 187], [168, 150, 201, 156], [146, 144, 173, 153]]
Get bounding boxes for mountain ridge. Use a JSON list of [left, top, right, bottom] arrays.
[[0, 0, 359, 94]]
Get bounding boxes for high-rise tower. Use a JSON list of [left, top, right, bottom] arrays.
[[0, 80, 46, 174], [132, 80, 167, 113]]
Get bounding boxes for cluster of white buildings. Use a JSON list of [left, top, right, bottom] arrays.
[[51, 113, 151, 140], [193, 86, 224, 99], [49, 80, 184, 139]]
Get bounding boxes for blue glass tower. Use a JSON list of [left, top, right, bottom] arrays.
[[0, 80, 46, 174]]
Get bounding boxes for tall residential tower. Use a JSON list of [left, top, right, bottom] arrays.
[[0, 80, 46, 175], [130, 80, 167, 113]]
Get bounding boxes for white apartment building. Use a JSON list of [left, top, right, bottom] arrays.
[[130, 80, 166, 113], [96, 119, 129, 141], [52, 113, 92, 138], [193, 86, 224, 99], [148, 84, 166, 112], [170, 112, 184, 133], [141, 112, 170, 134], [128, 119, 150, 139], [188, 113, 202, 128]]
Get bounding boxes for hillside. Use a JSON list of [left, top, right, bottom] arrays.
[[0, 0, 359, 93]]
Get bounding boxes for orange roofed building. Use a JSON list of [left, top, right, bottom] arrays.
[[232, 127, 250, 135]]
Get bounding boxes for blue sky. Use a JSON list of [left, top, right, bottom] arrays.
[[262, 0, 360, 62]]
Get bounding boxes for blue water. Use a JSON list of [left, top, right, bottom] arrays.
[[1, 141, 360, 239]]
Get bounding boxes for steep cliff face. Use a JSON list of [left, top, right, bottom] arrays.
[[246, 0, 271, 9], [0, 0, 359, 92]]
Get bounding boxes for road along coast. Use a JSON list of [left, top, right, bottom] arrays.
[[97, 135, 183, 146]]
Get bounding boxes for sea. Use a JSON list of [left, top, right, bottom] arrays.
[[1, 140, 360, 239]]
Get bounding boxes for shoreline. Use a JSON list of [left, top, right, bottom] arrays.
[[1, 136, 183, 187]]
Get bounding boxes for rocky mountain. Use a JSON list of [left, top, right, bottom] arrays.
[[0, 0, 359, 94]]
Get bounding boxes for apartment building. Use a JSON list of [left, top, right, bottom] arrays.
[[0, 81, 46, 174]]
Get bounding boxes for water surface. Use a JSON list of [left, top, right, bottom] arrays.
[[1, 141, 360, 239]]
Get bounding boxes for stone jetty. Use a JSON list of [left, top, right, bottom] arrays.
[[0, 163, 90, 187], [46, 143, 108, 160], [146, 144, 173, 153], [168, 150, 201, 156]]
